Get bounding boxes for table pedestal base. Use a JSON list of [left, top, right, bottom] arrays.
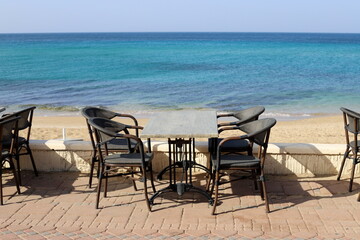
[[150, 138, 213, 206], [149, 183, 214, 205], [157, 160, 211, 180]]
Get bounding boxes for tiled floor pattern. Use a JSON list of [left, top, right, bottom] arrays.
[[0, 171, 359, 239]]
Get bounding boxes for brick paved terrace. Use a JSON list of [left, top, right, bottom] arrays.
[[0, 171, 359, 240]]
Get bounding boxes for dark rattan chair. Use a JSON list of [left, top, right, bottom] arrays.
[[0, 116, 21, 205], [1, 107, 38, 185], [209, 106, 265, 156], [210, 118, 276, 215], [206, 106, 265, 190], [81, 107, 140, 188], [337, 107, 360, 192], [88, 117, 156, 211]]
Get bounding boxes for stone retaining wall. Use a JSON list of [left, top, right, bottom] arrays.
[[17, 140, 358, 177]]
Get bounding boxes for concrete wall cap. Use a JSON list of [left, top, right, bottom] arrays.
[[30, 140, 346, 155]]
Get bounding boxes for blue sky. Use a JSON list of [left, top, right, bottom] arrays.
[[1, 0, 360, 33]]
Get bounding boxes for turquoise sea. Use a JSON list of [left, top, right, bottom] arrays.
[[1, 32, 360, 119]]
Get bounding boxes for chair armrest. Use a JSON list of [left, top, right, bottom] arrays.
[[115, 113, 139, 126], [218, 125, 240, 134], [114, 133, 142, 142], [126, 125, 144, 130], [218, 134, 249, 147], [214, 134, 250, 169], [217, 113, 234, 118], [217, 121, 239, 128], [115, 113, 140, 137]]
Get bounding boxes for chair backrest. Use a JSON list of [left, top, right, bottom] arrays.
[[0, 116, 20, 152], [15, 107, 36, 130], [88, 117, 144, 162], [238, 118, 277, 147], [233, 106, 265, 126], [341, 107, 360, 133], [88, 117, 129, 145], [0, 107, 36, 141], [340, 107, 360, 148], [81, 107, 117, 120], [81, 107, 120, 151]]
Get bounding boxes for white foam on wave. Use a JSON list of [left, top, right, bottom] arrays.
[[262, 112, 313, 121]]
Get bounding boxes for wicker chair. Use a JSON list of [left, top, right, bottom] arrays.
[[210, 118, 276, 215], [1, 107, 38, 185], [209, 106, 265, 156], [88, 117, 155, 211], [0, 116, 21, 205], [337, 107, 360, 192], [81, 107, 140, 188]]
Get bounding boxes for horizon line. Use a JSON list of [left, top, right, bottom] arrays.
[[1, 31, 360, 35]]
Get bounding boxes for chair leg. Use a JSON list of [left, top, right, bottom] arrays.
[[205, 172, 212, 192], [97, 157, 101, 179], [349, 155, 357, 192], [9, 158, 20, 195], [337, 146, 350, 181], [252, 170, 258, 190], [260, 176, 270, 213], [0, 167, 3, 205], [205, 162, 213, 191], [15, 154, 21, 186], [211, 171, 220, 215], [142, 167, 151, 212], [209, 169, 216, 196], [148, 165, 156, 193], [26, 142, 38, 177], [205, 157, 213, 191], [259, 178, 265, 200], [89, 156, 96, 188], [96, 171, 103, 209], [104, 168, 109, 198], [131, 167, 137, 191]]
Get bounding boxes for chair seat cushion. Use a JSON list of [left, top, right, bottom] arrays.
[[349, 141, 360, 149], [2, 137, 27, 149], [219, 138, 250, 152], [107, 138, 138, 151], [104, 152, 153, 165], [18, 137, 27, 145], [1, 150, 10, 158], [209, 138, 250, 153], [212, 154, 260, 169]]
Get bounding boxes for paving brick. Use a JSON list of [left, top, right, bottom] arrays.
[[291, 231, 318, 239], [0, 233, 23, 239], [81, 226, 107, 235], [6, 224, 31, 232], [266, 230, 291, 239], [0, 173, 359, 239], [316, 209, 354, 221], [211, 230, 237, 238], [185, 229, 210, 237], [106, 228, 132, 236], [56, 226, 82, 234], [31, 226, 56, 233], [158, 229, 184, 237], [238, 230, 263, 238], [132, 229, 158, 236], [318, 232, 345, 239], [21, 235, 47, 240]]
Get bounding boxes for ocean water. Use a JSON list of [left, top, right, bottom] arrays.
[[1, 32, 360, 119]]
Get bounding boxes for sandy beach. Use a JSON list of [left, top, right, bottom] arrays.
[[30, 114, 345, 144]]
